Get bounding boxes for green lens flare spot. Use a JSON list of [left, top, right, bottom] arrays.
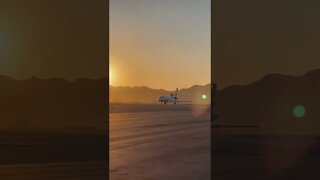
[[293, 105, 306, 118], [201, 95, 207, 100]]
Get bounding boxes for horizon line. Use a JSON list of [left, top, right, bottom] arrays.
[[109, 83, 211, 91]]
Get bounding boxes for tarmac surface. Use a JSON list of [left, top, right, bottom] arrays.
[[0, 134, 107, 179], [110, 104, 211, 180], [0, 161, 107, 180]]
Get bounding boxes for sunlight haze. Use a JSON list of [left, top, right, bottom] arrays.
[[110, 0, 210, 90]]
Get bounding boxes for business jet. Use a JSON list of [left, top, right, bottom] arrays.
[[159, 88, 179, 104]]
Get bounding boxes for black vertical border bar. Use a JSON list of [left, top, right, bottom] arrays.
[[106, 0, 110, 178], [211, 0, 214, 179]]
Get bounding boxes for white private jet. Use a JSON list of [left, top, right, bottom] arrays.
[[159, 88, 180, 105]]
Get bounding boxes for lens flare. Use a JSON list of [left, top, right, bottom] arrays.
[[293, 105, 306, 118]]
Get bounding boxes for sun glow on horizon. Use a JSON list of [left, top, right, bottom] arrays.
[[109, 67, 115, 85]]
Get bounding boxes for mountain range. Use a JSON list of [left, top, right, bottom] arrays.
[[215, 69, 320, 135], [0, 76, 107, 134], [109, 84, 211, 104], [2, 68, 320, 135]]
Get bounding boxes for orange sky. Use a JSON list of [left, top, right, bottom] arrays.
[[110, 0, 210, 90]]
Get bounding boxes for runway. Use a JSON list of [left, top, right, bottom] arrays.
[[0, 161, 107, 180], [110, 104, 211, 180], [0, 134, 107, 179]]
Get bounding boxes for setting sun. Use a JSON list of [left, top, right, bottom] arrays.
[[109, 67, 115, 85]]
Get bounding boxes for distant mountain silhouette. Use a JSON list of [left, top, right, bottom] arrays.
[[6, 68, 320, 136], [0, 76, 107, 135], [215, 69, 320, 135], [110, 84, 211, 104]]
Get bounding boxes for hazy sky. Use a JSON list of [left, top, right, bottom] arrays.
[[0, 0, 108, 80], [213, 0, 320, 89], [110, 0, 211, 90]]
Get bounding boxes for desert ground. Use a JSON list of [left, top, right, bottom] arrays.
[[0, 134, 107, 179], [213, 133, 320, 179], [110, 104, 211, 180]]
